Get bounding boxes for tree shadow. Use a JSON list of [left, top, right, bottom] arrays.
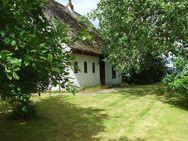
[[109, 136, 146, 141], [117, 84, 188, 111], [158, 94, 188, 111], [0, 96, 108, 141], [117, 84, 160, 97]]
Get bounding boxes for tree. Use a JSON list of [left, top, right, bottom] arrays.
[[91, 0, 188, 83], [0, 0, 73, 118], [123, 53, 167, 84]]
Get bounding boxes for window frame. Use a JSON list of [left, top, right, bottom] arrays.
[[74, 62, 79, 73], [92, 62, 95, 73], [84, 61, 87, 73], [112, 67, 116, 79]]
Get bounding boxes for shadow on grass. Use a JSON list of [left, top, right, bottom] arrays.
[[117, 84, 161, 97], [0, 96, 108, 141], [159, 95, 188, 111], [109, 136, 146, 141], [117, 84, 188, 111]]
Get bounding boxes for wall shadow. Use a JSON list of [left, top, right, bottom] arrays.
[[0, 96, 108, 141]]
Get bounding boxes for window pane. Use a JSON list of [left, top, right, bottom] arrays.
[[92, 62, 95, 73], [84, 62, 87, 73], [74, 62, 78, 73], [112, 67, 116, 79]]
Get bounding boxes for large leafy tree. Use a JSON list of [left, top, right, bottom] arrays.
[[91, 0, 188, 81], [0, 0, 73, 118]]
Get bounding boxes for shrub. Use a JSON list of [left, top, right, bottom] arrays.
[[11, 101, 36, 120], [163, 58, 188, 102], [123, 53, 167, 84]]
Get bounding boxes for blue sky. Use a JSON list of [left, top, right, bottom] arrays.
[[55, 0, 99, 27]]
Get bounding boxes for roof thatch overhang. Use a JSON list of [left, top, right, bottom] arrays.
[[45, 0, 102, 57]]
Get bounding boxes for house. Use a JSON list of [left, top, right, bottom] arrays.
[[46, 0, 122, 89]]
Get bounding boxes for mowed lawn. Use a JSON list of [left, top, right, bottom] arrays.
[[0, 85, 188, 141]]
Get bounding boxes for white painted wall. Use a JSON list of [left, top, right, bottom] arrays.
[[51, 53, 122, 91], [69, 53, 101, 89], [105, 62, 122, 86]]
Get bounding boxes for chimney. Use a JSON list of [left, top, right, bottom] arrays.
[[67, 0, 74, 12]]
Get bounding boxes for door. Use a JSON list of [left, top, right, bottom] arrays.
[[100, 57, 105, 85]]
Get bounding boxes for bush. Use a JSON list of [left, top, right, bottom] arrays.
[[123, 53, 167, 84], [163, 58, 188, 102], [11, 101, 36, 120]]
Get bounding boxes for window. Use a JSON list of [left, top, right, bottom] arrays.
[[74, 62, 78, 73], [84, 61, 87, 73], [112, 67, 116, 79], [92, 62, 95, 73]]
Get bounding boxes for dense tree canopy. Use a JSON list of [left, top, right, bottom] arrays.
[[92, 0, 188, 74], [123, 53, 167, 84], [0, 0, 73, 118], [91, 0, 188, 97]]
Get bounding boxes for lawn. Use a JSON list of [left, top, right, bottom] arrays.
[[0, 84, 188, 141]]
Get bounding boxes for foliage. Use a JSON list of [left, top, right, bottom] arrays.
[[91, 0, 188, 81], [76, 16, 95, 42], [123, 53, 167, 84], [0, 0, 73, 118], [163, 57, 188, 100]]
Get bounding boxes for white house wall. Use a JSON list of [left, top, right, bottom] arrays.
[[51, 53, 122, 91], [69, 53, 101, 89], [105, 63, 122, 86]]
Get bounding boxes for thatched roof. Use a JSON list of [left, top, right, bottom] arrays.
[[46, 0, 101, 56]]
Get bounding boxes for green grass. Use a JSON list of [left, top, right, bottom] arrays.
[[0, 84, 188, 141]]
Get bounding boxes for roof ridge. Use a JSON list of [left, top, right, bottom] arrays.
[[46, 0, 102, 56]]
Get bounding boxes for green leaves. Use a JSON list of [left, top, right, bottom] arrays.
[[78, 29, 93, 41], [0, 31, 5, 37], [163, 57, 188, 99], [1, 56, 22, 80], [47, 53, 53, 62], [1, 0, 10, 7], [0, 0, 74, 117], [11, 40, 16, 46], [12, 71, 19, 80], [91, 0, 188, 74]]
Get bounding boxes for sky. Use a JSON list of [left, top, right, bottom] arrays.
[[55, 0, 100, 27]]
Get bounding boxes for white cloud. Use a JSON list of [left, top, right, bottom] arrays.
[[55, 0, 99, 27]]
